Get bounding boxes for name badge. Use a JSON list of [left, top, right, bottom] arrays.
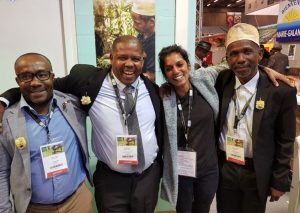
[[225, 135, 245, 165], [116, 135, 138, 165], [177, 149, 197, 178], [40, 141, 69, 179]]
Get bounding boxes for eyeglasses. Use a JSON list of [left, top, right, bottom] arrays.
[[17, 70, 52, 83]]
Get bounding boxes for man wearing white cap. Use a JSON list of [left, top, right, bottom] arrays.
[[215, 23, 296, 212], [131, 0, 156, 82]]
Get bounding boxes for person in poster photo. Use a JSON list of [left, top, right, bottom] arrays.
[[131, 0, 156, 82]]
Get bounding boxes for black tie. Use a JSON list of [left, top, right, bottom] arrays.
[[123, 86, 145, 173]]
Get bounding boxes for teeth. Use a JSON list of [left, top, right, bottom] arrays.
[[174, 75, 183, 80], [124, 71, 133, 75], [31, 90, 44, 93]]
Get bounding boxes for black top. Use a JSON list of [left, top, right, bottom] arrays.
[[177, 85, 217, 176], [137, 33, 155, 73]]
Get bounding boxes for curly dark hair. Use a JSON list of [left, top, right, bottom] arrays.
[[158, 44, 190, 79]]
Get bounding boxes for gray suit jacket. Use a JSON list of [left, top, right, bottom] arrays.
[[160, 66, 221, 207], [0, 90, 90, 213]]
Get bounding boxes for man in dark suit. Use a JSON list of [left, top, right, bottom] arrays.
[[268, 42, 289, 75], [0, 35, 164, 213], [215, 23, 296, 213]]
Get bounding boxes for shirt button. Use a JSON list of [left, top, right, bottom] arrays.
[[27, 188, 31, 191]]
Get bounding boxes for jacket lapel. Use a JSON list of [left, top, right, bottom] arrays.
[[7, 104, 31, 184], [55, 95, 84, 142], [252, 71, 270, 145], [220, 76, 235, 129], [80, 68, 109, 111]]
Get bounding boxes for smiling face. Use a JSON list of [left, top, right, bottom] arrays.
[[110, 39, 144, 85], [226, 40, 263, 84], [163, 52, 190, 92], [15, 54, 54, 112]]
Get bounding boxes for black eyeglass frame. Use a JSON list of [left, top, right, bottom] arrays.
[[17, 70, 53, 83]]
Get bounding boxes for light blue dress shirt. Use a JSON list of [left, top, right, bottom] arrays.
[[20, 96, 86, 204]]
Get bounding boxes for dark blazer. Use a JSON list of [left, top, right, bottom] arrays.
[[215, 69, 296, 201], [53, 64, 164, 161]]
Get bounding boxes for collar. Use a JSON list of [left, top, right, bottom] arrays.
[[110, 70, 140, 90], [235, 71, 259, 94], [20, 95, 56, 115]]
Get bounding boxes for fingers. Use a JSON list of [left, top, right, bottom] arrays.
[[269, 187, 285, 202], [286, 75, 296, 87], [269, 195, 280, 202], [270, 76, 279, 87], [159, 83, 171, 99]]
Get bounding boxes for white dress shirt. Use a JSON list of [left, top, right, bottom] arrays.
[[89, 73, 158, 173], [219, 71, 259, 158]]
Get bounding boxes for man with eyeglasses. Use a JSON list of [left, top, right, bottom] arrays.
[[0, 53, 93, 213], [0, 36, 164, 213]]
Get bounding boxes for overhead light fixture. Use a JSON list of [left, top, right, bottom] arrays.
[[227, 4, 232, 7], [207, 3, 211, 6], [214, 0, 218, 2], [236, 0, 242, 2]]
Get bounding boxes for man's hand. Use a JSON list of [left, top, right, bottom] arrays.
[[269, 187, 285, 202], [0, 102, 5, 133], [263, 66, 295, 87], [143, 72, 155, 82], [159, 83, 172, 99]]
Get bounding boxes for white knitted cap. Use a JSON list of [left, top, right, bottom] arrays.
[[226, 23, 259, 47], [131, 0, 155, 16]]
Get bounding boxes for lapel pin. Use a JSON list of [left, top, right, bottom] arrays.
[[15, 137, 27, 150], [256, 98, 265, 110], [62, 100, 71, 112], [81, 94, 91, 105], [62, 101, 67, 112]]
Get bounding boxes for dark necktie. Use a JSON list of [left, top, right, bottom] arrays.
[[123, 86, 145, 173]]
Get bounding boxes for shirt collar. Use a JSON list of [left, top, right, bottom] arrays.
[[235, 70, 259, 94], [20, 95, 56, 115], [110, 70, 140, 91]]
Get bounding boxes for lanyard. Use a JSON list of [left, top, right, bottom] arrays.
[[232, 89, 255, 130], [109, 72, 139, 127], [177, 87, 193, 145], [24, 103, 55, 141]]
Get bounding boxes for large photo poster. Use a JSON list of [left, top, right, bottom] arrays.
[[93, 0, 156, 82]]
